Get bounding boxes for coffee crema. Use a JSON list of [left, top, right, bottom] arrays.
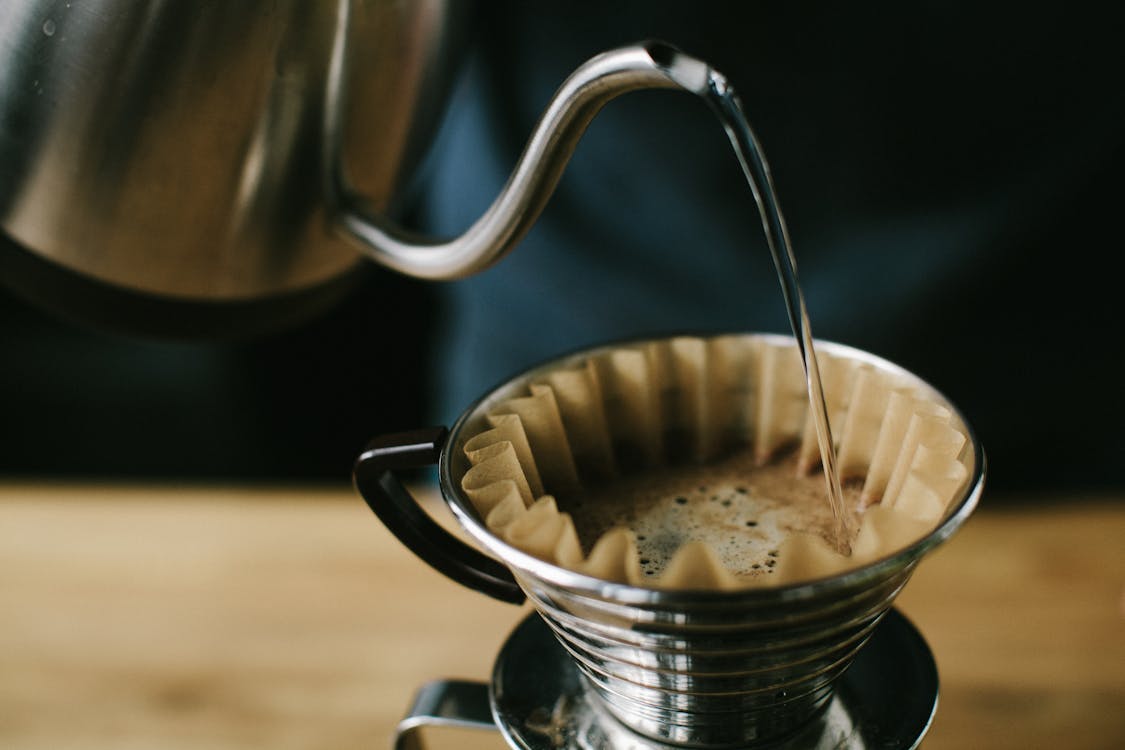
[[560, 448, 860, 581]]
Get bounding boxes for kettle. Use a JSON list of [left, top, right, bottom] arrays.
[[0, 0, 716, 334]]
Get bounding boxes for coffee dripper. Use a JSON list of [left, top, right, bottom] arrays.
[[354, 335, 986, 749]]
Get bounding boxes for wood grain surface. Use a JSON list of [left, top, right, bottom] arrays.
[[0, 483, 1121, 749]]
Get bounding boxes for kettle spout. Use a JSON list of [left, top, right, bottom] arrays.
[[334, 41, 719, 281]]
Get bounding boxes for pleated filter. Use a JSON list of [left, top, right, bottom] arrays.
[[454, 335, 971, 589]]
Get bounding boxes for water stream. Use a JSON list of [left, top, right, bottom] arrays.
[[702, 73, 854, 552]]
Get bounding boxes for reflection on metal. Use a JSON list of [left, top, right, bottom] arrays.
[[0, 0, 468, 300], [433, 335, 981, 747], [0, 1, 732, 304], [393, 610, 938, 749], [393, 679, 496, 750]]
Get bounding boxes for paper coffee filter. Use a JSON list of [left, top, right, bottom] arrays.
[[456, 336, 971, 589]]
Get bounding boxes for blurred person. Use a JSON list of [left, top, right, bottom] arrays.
[[1, 2, 1121, 495], [419, 2, 1125, 494]]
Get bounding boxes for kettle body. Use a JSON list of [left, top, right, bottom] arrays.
[[0, 0, 722, 333], [0, 0, 468, 302]]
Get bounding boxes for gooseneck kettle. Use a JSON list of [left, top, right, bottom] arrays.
[[0, 0, 716, 333]]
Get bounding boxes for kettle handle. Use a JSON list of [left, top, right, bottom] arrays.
[[352, 427, 526, 605], [331, 40, 718, 280]]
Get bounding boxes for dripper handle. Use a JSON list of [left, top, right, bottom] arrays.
[[353, 427, 526, 605], [393, 679, 496, 750], [334, 40, 716, 280]]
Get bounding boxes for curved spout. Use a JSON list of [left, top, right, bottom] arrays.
[[334, 41, 719, 280]]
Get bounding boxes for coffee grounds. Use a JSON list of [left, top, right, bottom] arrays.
[[558, 448, 861, 580]]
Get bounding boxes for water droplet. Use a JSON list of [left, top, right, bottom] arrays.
[[43, 19, 56, 36]]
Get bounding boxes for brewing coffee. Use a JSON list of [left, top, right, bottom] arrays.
[[357, 331, 983, 747], [455, 335, 971, 590], [561, 447, 860, 581], [351, 41, 986, 748]]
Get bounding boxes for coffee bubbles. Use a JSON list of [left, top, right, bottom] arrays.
[[562, 447, 859, 581]]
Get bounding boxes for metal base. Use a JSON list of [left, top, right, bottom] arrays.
[[394, 608, 938, 750]]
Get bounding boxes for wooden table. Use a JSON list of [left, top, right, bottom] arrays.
[[0, 483, 1122, 749]]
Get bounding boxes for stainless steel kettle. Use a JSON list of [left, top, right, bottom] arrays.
[[0, 0, 716, 330]]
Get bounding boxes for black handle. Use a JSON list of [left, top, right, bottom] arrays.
[[353, 427, 526, 605]]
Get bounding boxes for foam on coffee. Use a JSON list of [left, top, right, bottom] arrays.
[[562, 448, 860, 580]]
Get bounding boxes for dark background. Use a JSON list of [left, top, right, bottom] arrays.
[[0, 261, 438, 481], [2, 2, 1123, 494]]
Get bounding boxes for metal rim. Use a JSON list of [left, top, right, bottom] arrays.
[[439, 332, 985, 605]]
